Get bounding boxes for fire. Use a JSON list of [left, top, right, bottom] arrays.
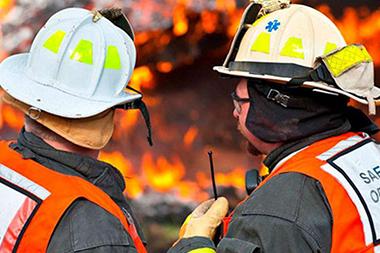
[[215, 0, 237, 12], [183, 126, 198, 148], [98, 151, 134, 177], [1, 103, 23, 130], [0, 0, 15, 19], [130, 66, 155, 90], [259, 163, 269, 177], [177, 180, 209, 201], [227, 9, 244, 37], [114, 110, 139, 137], [99, 151, 144, 198], [0, 1, 379, 204], [129, 2, 380, 75], [142, 153, 185, 192], [100, 150, 246, 201], [135, 32, 151, 45], [201, 11, 219, 34], [157, 61, 174, 73], [196, 168, 245, 190], [216, 167, 245, 189], [159, 34, 171, 47], [0, 49, 7, 62], [317, 5, 380, 64], [173, 4, 189, 36]]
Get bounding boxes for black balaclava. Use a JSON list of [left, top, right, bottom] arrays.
[[245, 79, 356, 143]]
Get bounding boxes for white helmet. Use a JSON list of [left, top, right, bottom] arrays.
[[0, 8, 140, 118], [214, 1, 380, 114]]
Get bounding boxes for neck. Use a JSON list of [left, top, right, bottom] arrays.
[[43, 138, 100, 159], [260, 141, 283, 155], [246, 132, 283, 156], [24, 124, 99, 159]]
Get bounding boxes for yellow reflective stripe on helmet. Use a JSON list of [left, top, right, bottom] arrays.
[[104, 46, 121, 70], [251, 32, 270, 54], [70, 39, 93, 65], [43, 30, 66, 54], [323, 42, 338, 55], [280, 37, 305, 59], [323, 44, 373, 77], [188, 248, 216, 253], [362, 46, 373, 62], [183, 214, 192, 226]]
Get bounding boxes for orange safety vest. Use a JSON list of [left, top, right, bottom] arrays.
[[0, 141, 147, 253], [224, 132, 380, 253]]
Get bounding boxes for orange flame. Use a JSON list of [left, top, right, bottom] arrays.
[[215, 0, 236, 12], [99, 147, 247, 201], [173, 4, 189, 36], [157, 61, 174, 73], [318, 5, 380, 64], [201, 11, 219, 34], [215, 167, 245, 189], [1, 104, 23, 130], [196, 167, 245, 190], [99, 151, 144, 198], [0, 0, 15, 20], [183, 126, 198, 148], [177, 180, 209, 201], [227, 9, 244, 37], [100, 150, 224, 201], [142, 153, 186, 192], [135, 32, 151, 46], [0, 50, 7, 62], [112, 110, 140, 140], [1, 2, 379, 204], [130, 66, 155, 90], [119, 110, 139, 130]]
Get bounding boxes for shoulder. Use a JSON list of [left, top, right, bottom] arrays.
[[241, 172, 331, 221], [229, 172, 332, 251], [48, 199, 133, 252]]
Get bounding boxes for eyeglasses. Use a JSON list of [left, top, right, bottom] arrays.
[[231, 91, 253, 114]]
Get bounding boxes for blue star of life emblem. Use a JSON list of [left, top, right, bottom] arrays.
[[265, 20, 281, 32]]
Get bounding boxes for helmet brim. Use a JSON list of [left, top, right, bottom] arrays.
[[0, 53, 142, 118], [213, 66, 380, 106]]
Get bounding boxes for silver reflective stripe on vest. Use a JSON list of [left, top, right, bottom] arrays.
[[0, 183, 33, 246], [316, 134, 369, 161], [0, 163, 51, 251], [272, 147, 308, 172], [0, 164, 50, 200]]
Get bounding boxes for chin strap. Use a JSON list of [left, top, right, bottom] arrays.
[[114, 87, 153, 146], [140, 100, 153, 146]]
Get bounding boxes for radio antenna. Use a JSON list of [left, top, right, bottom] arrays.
[[208, 151, 218, 200]]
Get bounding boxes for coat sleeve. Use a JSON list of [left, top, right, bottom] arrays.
[[168, 216, 314, 253], [168, 237, 216, 253], [169, 172, 332, 253]]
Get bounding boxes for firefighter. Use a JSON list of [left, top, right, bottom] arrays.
[[169, 1, 380, 252], [0, 8, 152, 252]]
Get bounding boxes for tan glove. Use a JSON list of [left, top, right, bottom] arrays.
[[178, 197, 229, 240]]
